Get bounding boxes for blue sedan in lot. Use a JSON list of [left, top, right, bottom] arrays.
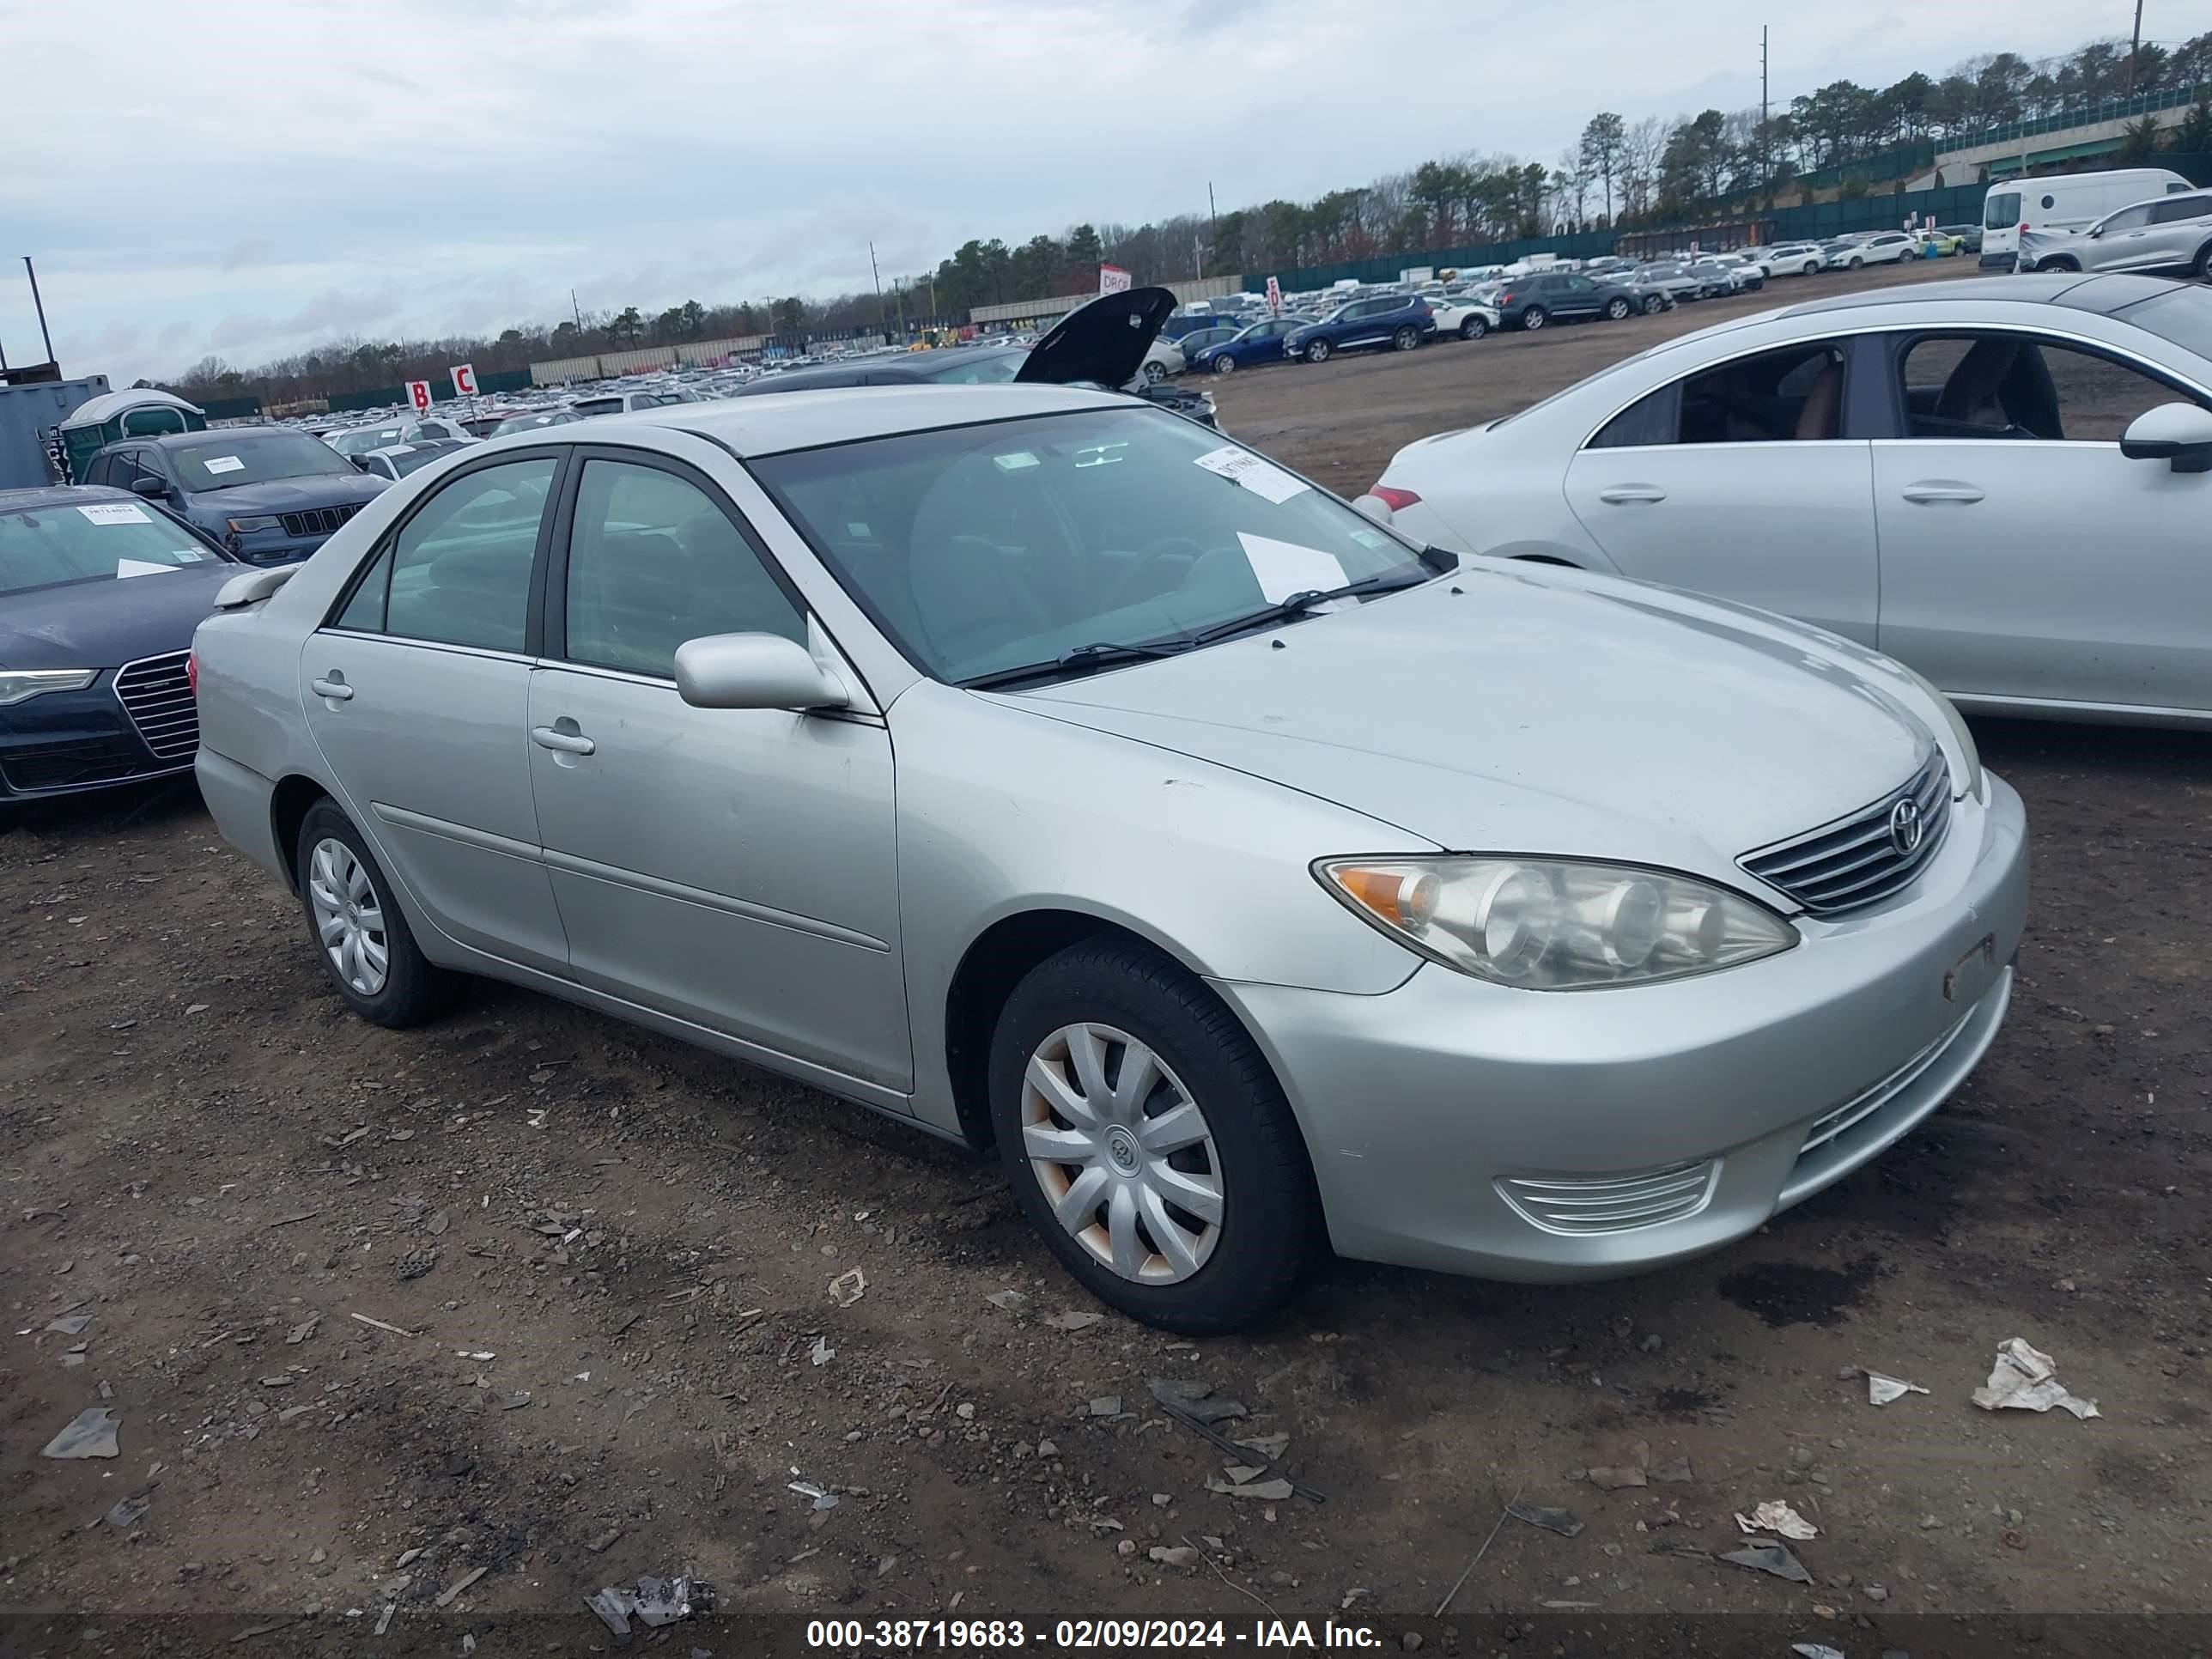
[[1284, 294, 1435, 362], [1188, 314, 1316, 374]]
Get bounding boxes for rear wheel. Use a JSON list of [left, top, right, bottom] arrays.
[[1641, 293, 1668, 313], [1392, 325, 1420, 351], [1603, 297, 1632, 319], [1141, 359, 1167, 385], [294, 801, 455, 1028], [2195, 241, 2212, 279], [1305, 337, 1332, 363], [989, 939, 1320, 1334], [1521, 306, 1547, 331], [1459, 314, 1488, 339]]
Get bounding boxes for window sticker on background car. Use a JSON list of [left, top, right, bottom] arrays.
[[1237, 532, 1347, 603], [1193, 445, 1310, 503], [77, 502, 152, 526], [203, 456, 246, 475]]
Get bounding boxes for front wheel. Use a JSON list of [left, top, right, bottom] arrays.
[[989, 939, 1320, 1334], [2194, 241, 2212, 279], [1603, 297, 1632, 319], [1392, 325, 1420, 351], [295, 800, 455, 1028], [1304, 337, 1332, 363], [1209, 354, 1237, 374], [1847, 257, 1863, 270], [1459, 315, 1488, 339], [1520, 306, 1547, 331]]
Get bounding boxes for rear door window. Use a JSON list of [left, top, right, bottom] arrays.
[[353, 457, 557, 652], [1985, 191, 2021, 230]]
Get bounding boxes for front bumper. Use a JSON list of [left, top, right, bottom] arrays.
[[0, 674, 198, 802], [1215, 774, 2029, 1282]]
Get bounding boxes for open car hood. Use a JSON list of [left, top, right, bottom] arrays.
[[1015, 287, 1176, 390]]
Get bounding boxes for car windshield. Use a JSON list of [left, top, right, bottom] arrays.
[[331, 426, 406, 456], [0, 499, 225, 595], [920, 349, 1026, 386], [170, 432, 360, 492], [750, 405, 1434, 686], [491, 411, 568, 434], [386, 447, 449, 477], [2117, 286, 2212, 362]]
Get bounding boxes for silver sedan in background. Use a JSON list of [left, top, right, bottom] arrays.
[[1364, 274, 2212, 726], [192, 385, 2025, 1332]]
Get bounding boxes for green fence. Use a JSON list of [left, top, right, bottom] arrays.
[[324, 366, 535, 414], [198, 394, 263, 420]]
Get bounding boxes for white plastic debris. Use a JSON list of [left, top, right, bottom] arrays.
[[828, 1267, 866, 1308], [809, 1335, 834, 1366], [1791, 1645, 1845, 1659], [1735, 1500, 1820, 1540], [1971, 1337, 2099, 1419], [1865, 1370, 1930, 1406]]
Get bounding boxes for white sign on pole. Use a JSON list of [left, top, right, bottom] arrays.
[[1098, 264, 1133, 296], [405, 380, 432, 415], [449, 363, 478, 398], [1265, 276, 1283, 315]]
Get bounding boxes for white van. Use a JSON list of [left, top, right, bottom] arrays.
[[1980, 167, 2192, 269]]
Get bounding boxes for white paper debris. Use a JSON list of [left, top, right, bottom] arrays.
[[1237, 532, 1347, 604], [1972, 1337, 2099, 1419], [1735, 1500, 1820, 1540], [1866, 1370, 1930, 1406], [202, 456, 246, 475], [78, 502, 151, 526], [1194, 445, 1309, 503], [809, 1335, 834, 1366]]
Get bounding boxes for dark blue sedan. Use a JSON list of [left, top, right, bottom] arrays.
[[0, 485, 239, 805], [1284, 294, 1434, 363], [1187, 314, 1315, 374]]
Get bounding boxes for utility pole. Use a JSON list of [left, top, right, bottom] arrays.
[[24, 257, 57, 365], [1207, 180, 1219, 269], [1759, 26, 1771, 195], [2129, 0, 2146, 95], [869, 241, 887, 339], [570, 289, 582, 331]]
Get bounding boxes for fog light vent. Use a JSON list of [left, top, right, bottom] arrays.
[[1496, 1159, 1719, 1236]]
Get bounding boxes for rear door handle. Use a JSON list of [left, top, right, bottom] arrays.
[[531, 726, 595, 756], [1597, 484, 1667, 504], [1900, 482, 1985, 505], [310, 676, 353, 701]]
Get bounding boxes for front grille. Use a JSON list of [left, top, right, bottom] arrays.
[[1740, 750, 1951, 915], [1, 744, 171, 793], [113, 652, 199, 761], [278, 501, 362, 538], [1496, 1159, 1719, 1236]]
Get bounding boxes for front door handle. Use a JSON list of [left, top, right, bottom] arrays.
[[1597, 484, 1667, 505], [1900, 482, 1985, 505], [310, 675, 353, 702], [531, 725, 595, 757]]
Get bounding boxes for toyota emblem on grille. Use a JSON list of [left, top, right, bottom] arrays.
[[1889, 797, 1924, 855]]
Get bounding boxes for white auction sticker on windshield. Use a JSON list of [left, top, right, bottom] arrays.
[[114, 558, 183, 579], [76, 502, 151, 526], [1194, 445, 1308, 503], [1237, 532, 1347, 604], [203, 456, 246, 475]]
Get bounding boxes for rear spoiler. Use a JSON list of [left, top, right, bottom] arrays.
[[213, 566, 297, 610]]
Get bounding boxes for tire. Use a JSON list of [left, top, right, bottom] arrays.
[[1520, 306, 1547, 331], [1392, 325, 1420, 351], [1803, 260, 1820, 276], [988, 938, 1320, 1334], [1603, 297, 1632, 319], [1458, 315, 1487, 339], [1209, 354, 1237, 374], [1141, 359, 1168, 385], [1305, 337, 1332, 363], [1641, 294, 1667, 314], [1847, 256, 1863, 270], [2194, 241, 2212, 279], [295, 800, 455, 1028]]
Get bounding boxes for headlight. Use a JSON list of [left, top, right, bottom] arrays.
[[226, 516, 283, 534], [1317, 855, 1797, 990], [0, 669, 98, 706], [1895, 664, 1984, 802]]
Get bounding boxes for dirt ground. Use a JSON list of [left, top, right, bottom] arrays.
[[5, 255, 2210, 1656]]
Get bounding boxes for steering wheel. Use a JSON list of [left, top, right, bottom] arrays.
[[1100, 536, 1209, 611]]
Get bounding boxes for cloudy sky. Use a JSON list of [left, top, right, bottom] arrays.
[[3, 0, 2130, 381]]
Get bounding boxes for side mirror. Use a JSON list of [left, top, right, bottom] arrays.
[[2119, 402, 2212, 473], [674, 632, 849, 712], [131, 477, 167, 500]]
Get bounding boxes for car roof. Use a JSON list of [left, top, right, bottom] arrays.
[[572, 382, 1129, 459], [0, 483, 143, 510], [131, 425, 292, 448], [1779, 272, 2168, 319]]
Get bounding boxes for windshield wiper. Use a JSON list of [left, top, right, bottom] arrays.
[[961, 638, 1194, 691], [1191, 567, 1434, 646]]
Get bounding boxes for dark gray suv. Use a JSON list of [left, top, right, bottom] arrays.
[[1489, 271, 1642, 331]]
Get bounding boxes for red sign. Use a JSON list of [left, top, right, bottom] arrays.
[[405, 380, 432, 415], [1098, 264, 1132, 296], [1265, 276, 1283, 315], [449, 363, 477, 398]]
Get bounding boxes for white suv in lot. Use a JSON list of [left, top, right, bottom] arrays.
[[1825, 232, 1918, 270]]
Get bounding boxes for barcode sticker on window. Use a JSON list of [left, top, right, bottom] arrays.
[[77, 503, 151, 526], [203, 456, 246, 475], [1194, 445, 1307, 503]]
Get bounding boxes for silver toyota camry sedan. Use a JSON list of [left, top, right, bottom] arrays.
[[192, 381, 2028, 1333]]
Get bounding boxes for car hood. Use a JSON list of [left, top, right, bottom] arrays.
[[1017, 288, 1176, 390], [185, 474, 389, 517], [0, 556, 239, 671], [1004, 565, 1933, 889]]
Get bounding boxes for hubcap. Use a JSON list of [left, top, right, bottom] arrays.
[[307, 837, 389, 996], [1020, 1022, 1224, 1285]]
